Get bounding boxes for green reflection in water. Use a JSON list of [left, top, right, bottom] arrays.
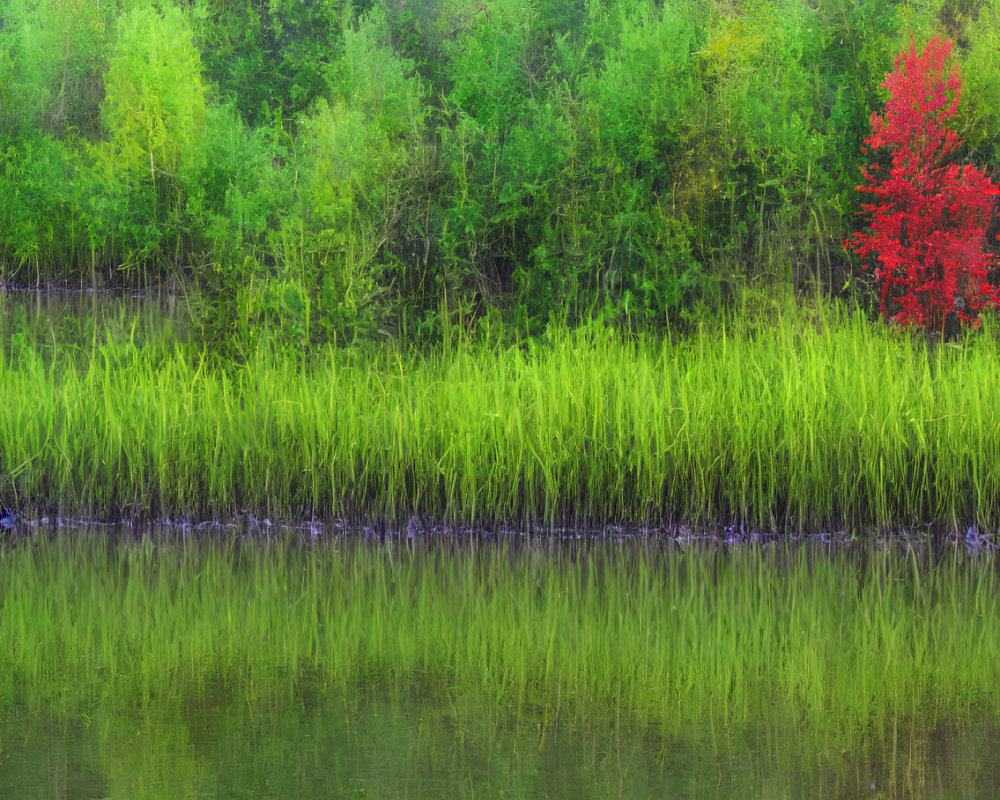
[[1, 531, 1000, 797], [2, 692, 1000, 799]]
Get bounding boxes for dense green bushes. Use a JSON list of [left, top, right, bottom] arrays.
[[2, 0, 999, 346]]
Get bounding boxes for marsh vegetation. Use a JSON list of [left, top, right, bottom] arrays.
[[4, 0, 1000, 794], [6, 294, 1000, 530]]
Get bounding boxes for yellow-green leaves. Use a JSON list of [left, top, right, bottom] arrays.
[[101, 3, 205, 182]]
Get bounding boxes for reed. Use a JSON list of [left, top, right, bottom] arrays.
[[1, 534, 998, 734], [4, 300, 1000, 528]]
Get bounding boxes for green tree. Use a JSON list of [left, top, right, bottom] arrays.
[[100, 2, 206, 186], [193, 0, 346, 127]]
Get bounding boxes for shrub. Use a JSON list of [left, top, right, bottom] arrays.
[[848, 35, 1000, 333]]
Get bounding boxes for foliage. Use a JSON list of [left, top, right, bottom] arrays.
[[848, 36, 1000, 332], [0, 134, 79, 279], [100, 3, 205, 187], [4, 0, 1000, 345], [572, 1, 709, 324], [955, 0, 1000, 166], [192, 0, 347, 126], [0, 0, 112, 136], [213, 7, 431, 352]]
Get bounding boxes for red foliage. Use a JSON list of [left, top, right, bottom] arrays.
[[848, 36, 1000, 332]]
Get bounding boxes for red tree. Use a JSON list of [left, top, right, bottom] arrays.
[[848, 36, 1000, 332]]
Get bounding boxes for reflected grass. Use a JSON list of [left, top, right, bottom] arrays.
[[1, 534, 998, 736]]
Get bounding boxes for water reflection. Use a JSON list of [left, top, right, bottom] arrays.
[[2, 691, 1000, 799], [0, 529, 997, 798], [0, 287, 190, 364]]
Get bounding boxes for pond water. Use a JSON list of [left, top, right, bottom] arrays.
[[0, 526, 999, 799], [3, 683, 1000, 798], [0, 696, 1000, 798], [0, 286, 190, 360]]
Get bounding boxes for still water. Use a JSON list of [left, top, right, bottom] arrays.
[[2, 686, 1000, 798], [0, 684, 1000, 798], [0, 527, 999, 799]]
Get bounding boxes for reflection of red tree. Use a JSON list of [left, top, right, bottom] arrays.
[[848, 36, 1000, 332]]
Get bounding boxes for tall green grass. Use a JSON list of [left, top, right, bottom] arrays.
[[3, 300, 1000, 528], [2, 534, 998, 734]]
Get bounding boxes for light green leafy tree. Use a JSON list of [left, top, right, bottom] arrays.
[[100, 2, 206, 188], [957, 0, 1000, 165]]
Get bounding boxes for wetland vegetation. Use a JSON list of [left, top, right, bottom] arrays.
[[7, 295, 1000, 529], [4, 0, 1000, 529], [4, 0, 1000, 794]]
